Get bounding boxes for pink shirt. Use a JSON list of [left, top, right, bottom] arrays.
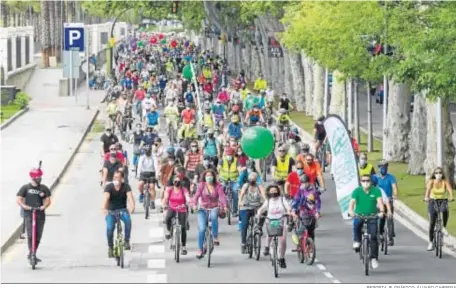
[[191, 182, 227, 209], [167, 187, 189, 213]]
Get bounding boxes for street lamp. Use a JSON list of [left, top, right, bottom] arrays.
[[109, 7, 133, 77]]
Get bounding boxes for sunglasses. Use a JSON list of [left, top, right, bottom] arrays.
[[278, 150, 285, 153], [435, 172, 443, 175], [191, 145, 198, 148], [361, 180, 370, 183], [110, 149, 116, 151], [360, 158, 367, 161]]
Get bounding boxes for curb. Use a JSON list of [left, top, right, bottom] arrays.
[[290, 112, 456, 250], [0, 109, 100, 254], [0, 107, 30, 131]]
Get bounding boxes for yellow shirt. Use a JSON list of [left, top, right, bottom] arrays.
[[277, 114, 291, 124], [203, 114, 214, 128], [430, 181, 448, 200], [240, 89, 249, 101], [254, 79, 267, 91], [106, 103, 117, 116]]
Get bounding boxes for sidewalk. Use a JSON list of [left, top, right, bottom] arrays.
[[0, 68, 105, 252]]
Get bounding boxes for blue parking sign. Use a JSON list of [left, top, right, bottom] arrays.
[[64, 23, 85, 51]]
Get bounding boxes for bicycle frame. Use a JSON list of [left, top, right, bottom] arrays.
[[109, 210, 124, 269], [355, 214, 377, 276]]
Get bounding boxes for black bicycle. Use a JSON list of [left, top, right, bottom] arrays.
[[431, 199, 449, 259], [266, 216, 287, 278], [109, 210, 125, 269], [245, 210, 261, 261], [224, 180, 234, 225], [201, 208, 218, 267], [316, 141, 326, 173], [169, 207, 185, 263], [142, 173, 156, 220], [355, 214, 378, 276]]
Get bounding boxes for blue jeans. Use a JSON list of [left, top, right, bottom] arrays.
[[132, 153, 140, 166], [223, 182, 239, 214], [239, 209, 255, 245], [352, 217, 378, 259], [106, 209, 132, 248], [197, 208, 219, 250]]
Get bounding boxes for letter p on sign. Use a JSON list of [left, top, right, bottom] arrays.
[[64, 23, 85, 52]]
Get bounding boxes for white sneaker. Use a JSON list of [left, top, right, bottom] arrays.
[[352, 242, 360, 249], [427, 242, 434, 251], [371, 259, 379, 269]]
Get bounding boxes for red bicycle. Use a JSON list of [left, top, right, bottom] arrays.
[[294, 215, 316, 265]]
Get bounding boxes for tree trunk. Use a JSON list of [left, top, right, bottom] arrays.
[[302, 53, 314, 115], [288, 51, 305, 111], [283, 49, 294, 100], [1, 2, 8, 27], [55, 0, 62, 62], [329, 70, 347, 122], [313, 63, 325, 120], [49, 1, 56, 57], [408, 92, 427, 175], [384, 80, 412, 162], [40, 0, 51, 68], [443, 102, 455, 187]]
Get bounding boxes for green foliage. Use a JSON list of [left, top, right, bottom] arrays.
[[13, 92, 30, 108], [5, 0, 40, 13]]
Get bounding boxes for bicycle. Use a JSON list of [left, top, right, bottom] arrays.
[[354, 214, 378, 276], [266, 215, 287, 278], [201, 207, 218, 268], [109, 210, 125, 269], [431, 199, 449, 259], [28, 207, 41, 270], [168, 206, 185, 263], [294, 215, 316, 265], [223, 180, 234, 225], [316, 141, 326, 173], [142, 173, 156, 220], [167, 120, 177, 145], [245, 210, 261, 261]]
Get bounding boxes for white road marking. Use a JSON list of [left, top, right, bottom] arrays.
[[332, 279, 342, 284], [148, 245, 165, 255], [147, 273, 168, 283], [316, 264, 326, 271], [323, 272, 334, 279], [149, 227, 164, 239], [147, 259, 166, 269]]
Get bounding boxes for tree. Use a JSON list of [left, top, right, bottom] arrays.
[[40, 0, 51, 67]]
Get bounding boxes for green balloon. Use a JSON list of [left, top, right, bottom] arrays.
[[241, 126, 274, 159], [183, 65, 193, 80]]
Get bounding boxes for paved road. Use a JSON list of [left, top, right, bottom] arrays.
[[0, 68, 104, 250], [2, 107, 456, 283]]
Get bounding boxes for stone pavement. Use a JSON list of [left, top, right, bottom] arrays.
[[0, 67, 105, 252]]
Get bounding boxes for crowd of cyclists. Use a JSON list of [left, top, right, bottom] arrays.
[[16, 31, 453, 274]]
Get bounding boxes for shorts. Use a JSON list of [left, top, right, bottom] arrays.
[[140, 172, 156, 183]]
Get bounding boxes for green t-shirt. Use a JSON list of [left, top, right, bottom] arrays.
[[351, 186, 382, 215]]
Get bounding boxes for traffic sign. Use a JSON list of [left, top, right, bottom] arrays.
[[64, 23, 85, 51], [109, 37, 116, 48], [267, 36, 283, 58]]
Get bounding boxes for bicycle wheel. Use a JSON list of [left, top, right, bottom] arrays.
[[248, 228, 254, 259], [120, 241, 124, 269], [273, 238, 279, 278], [383, 227, 388, 255], [227, 199, 232, 226], [207, 231, 213, 268], [254, 233, 261, 261], [174, 227, 181, 263], [304, 237, 316, 265], [363, 238, 369, 276], [437, 231, 443, 259], [144, 189, 150, 220], [31, 254, 36, 270], [321, 148, 326, 172]]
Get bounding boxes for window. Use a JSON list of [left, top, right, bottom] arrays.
[[25, 36, 30, 65], [7, 38, 12, 71], [100, 32, 108, 45], [16, 37, 22, 69], [120, 28, 125, 36]]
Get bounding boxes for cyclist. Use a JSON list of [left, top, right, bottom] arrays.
[[226, 115, 243, 141], [372, 160, 398, 246], [140, 126, 158, 150], [279, 94, 293, 112], [358, 152, 375, 177], [211, 100, 226, 127], [137, 145, 160, 208], [106, 99, 118, 130], [218, 147, 240, 216], [102, 152, 124, 187], [314, 116, 326, 155], [184, 86, 195, 107], [202, 107, 214, 132], [285, 160, 305, 199], [164, 100, 180, 137], [244, 92, 261, 112], [17, 167, 51, 264], [144, 106, 160, 130], [275, 108, 292, 142], [217, 87, 230, 106], [152, 137, 164, 160], [424, 167, 454, 251], [238, 172, 265, 254], [131, 123, 144, 172], [271, 145, 296, 191], [181, 104, 196, 125], [191, 170, 228, 258], [349, 131, 360, 156], [303, 153, 326, 192], [100, 128, 119, 156], [236, 147, 249, 168], [184, 140, 203, 180], [296, 143, 311, 164], [256, 184, 291, 268], [178, 120, 197, 141], [163, 174, 190, 255], [287, 128, 301, 159], [103, 171, 135, 257], [349, 174, 385, 269], [253, 73, 267, 92], [244, 105, 264, 126], [202, 129, 220, 167], [134, 86, 146, 116], [143, 94, 156, 120]]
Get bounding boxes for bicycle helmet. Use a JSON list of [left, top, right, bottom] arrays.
[[377, 159, 388, 167], [167, 147, 176, 155], [306, 193, 316, 204], [143, 145, 152, 153], [291, 127, 299, 134], [317, 116, 325, 122], [29, 168, 43, 179], [301, 143, 310, 153]]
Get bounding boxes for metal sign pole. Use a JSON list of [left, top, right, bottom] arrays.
[[86, 28, 90, 110], [69, 51, 73, 98]]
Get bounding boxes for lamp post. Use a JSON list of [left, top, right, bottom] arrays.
[[109, 8, 132, 77], [381, 1, 389, 160]]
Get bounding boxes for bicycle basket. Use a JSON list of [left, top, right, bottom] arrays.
[[267, 219, 284, 237], [301, 215, 315, 227]]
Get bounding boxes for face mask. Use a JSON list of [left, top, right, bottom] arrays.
[[249, 180, 256, 185], [173, 181, 180, 187], [146, 132, 151, 136], [247, 168, 253, 174], [237, 152, 242, 156], [206, 176, 214, 183], [435, 174, 443, 180], [208, 134, 214, 138], [145, 151, 152, 156], [226, 156, 233, 161], [191, 147, 197, 152], [113, 180, 120, 186], [306, 161, 313, 165], [270, 193, 279, 198], [186, 107, 190, 110], [168, 160, 175, 166], [359, 159, 367, 167], [181, 147, 186, 153], [380, 167, 388, 175], [106, 132, 112, 137], [33, 178, 42, 185], [203, 160, 210, 167], [288, 139, 295, 144], [317, 121, 322, 125], [361, 182, 370, 189]]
